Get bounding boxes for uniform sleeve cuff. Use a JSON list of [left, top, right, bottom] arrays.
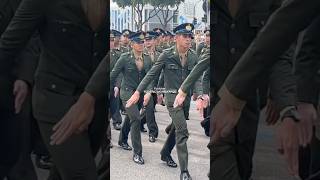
[[218, 84, 246, 110]]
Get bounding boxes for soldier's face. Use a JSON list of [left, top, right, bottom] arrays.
[[110, 39, 115, 48], [114, 38, 120, 47], [121, 36, 129, 44], [132, 42, 144, 52], [145, 39, 154, 48], [205, 35, 210, 45], [175, 34, 192, 49]]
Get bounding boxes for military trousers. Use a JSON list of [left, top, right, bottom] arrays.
[[119, 99, 143, 156], [145, 93, 158, 138], [183, 94, 191, 120], [161, 97, 190, 148], [0, 107, 20, 179], [34, 90, 108, 180], [310, 131, 320, 176], [163, 93, 190, 172], [110, 86, 122, 125], [7, 93, 37, 180], [209, 104, 259, 180], [160, 123, 176, 157]]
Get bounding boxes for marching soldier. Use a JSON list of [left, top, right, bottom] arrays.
[[110, 30, 123, 130], [119, 29, 133, 115], [126, 23, 198, 180], [196, 30, 210, 57], [111, 31, 154, 164], [0, 0, 108, 179], [141, 31, 161, 142], [120, 29, 132, 53], [154, 28, 168, 53]]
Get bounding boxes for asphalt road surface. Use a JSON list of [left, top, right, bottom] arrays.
[[27, 104, 296, 180], [110, 103, 210, 180]]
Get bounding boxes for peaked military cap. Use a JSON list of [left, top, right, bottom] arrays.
[[166, 31, 174, 37], [173, 23, 194, 35], [122, 29, 132, 36], [129, 31, 146, 43], [110, 30, 122, 38], [145, 31, 158, 40], [153, 28, 166, 36], [204, 30, 210, 36]]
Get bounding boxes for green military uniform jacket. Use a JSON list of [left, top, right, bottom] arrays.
[[196, 42, 209, 57], [110, 48, 122, 88], [191, 41, 196, 51], [221, 0, 320, 107], [180, 50, 210, 95], [119, 45, 130, 54], [296, 17, 320, 105], [136, 46, 198, 105], [144, 48, 160, 64], [110, 51, 153, 101], [156, 42, 170, 53]]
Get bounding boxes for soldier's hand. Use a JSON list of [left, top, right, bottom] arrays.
[[143, 93, 151, 106], [265, 99, 280, 125], [211, 99, 242, 141], [126, 91, 140, 108], [202, 94, 210, 108], [297, 103, 315, 147], [276, 118, 299, 177], [192, 93, 197, 101], [196, 98, 204, 115], [174, 89, 187, 108], [13, 80, 28, 114], [50, 92, 95, 145], [157, 94, 164, 104], [114, 87, 119, 97]]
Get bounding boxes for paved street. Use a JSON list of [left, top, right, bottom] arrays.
[[31, 105, 295, 180], [252, 111, 295, 180], [110, 103, 210, 180]]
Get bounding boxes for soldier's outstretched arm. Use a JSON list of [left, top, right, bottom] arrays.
[[136, 52, 166, 94], [180, 54, 210, 95], [220, 0, 320, 103], [126, 52, 166, 108], [212, 0, 320, 145], [174, 55, 209, 108]]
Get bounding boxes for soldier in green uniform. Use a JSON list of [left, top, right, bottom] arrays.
[[111, 31, 154, 164], [153, 28, 167, 53], [168, 31, 176, 47], [126, 23, 198, 180], [119, 29, 132, 115], [0, 0, 108, 179], [163, 31, 172, 49], [114, 30, 122, 51], [120, 29, 132, 54], [110, 30, 123, 130], [174, 50, 211, 136], [140, 31, 161, 142], [196, 30, 210, 57], [190, 31, 197, 51]]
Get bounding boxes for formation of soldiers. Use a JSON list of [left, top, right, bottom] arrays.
[[109, 24, 211, 180]]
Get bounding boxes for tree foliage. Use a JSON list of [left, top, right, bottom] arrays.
[[114, 0, 161, 30], [113, 0, 186, 30], [149, 0, 184, 30]]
